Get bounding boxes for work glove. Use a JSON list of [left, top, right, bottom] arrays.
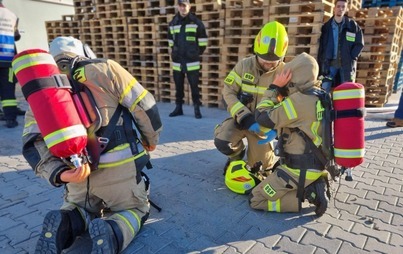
[[238, 114, 255, 130], [248, 122, 262, 134], [257, 129, 278, 145], [249, 123, 276, 142]]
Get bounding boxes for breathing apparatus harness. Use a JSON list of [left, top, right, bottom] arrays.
[[274, 88, 332, 208], [68, 57, 161, 212]]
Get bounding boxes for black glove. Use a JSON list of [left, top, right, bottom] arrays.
[[238, 114, 255, 130], [269, 84, 288, 97]]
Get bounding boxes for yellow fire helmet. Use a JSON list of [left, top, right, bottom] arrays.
[[254, 21, 288, 61], [225, 160, 261, 194]]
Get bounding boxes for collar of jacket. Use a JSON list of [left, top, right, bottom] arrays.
[[174, 12, 196, 24]]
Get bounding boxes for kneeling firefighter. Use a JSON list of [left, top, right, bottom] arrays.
[[14, 37, 162, 253], [250, 52, 330, 216], [214, 21, 289, 177]]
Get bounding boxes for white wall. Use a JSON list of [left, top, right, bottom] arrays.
[[3, 0, 74, 51]]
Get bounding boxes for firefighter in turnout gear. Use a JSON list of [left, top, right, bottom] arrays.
[[0, 0, 21, 128], [250, 52, 329, 216], [168, 0, 208, 119], [214, 21, 288, 175], [18, 37, 162, 253]]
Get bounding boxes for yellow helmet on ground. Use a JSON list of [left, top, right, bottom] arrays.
[[254, 21, 288, 61], [225, 160, 261, 194]]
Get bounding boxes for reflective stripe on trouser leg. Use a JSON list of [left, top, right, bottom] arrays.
[[108, 209, 143, 250], [267, 190, 299, 212]]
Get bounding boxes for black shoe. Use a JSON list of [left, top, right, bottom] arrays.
[[5, 119, 18, 128], [304, 178, 328, 217], [169, 104, 183, 117], [89, 219, 118, 254], [35, 210, 72, 254], [17, 107, 26, 116], [194, 104, 202, 119]]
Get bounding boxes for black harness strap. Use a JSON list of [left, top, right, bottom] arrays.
[[21, 75, 71, 100], [96, 105, 123, 154], [334, 108, 365, 119]]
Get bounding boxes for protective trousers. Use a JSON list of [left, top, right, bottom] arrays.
[[249, 165, 323, 212], [0, 68, 17, 120], [61, 163, 150, 251], [173, 68, 201, 105], [214, 117, 276, 170]]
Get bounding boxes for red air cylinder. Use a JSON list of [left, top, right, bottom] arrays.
[[12, 49, 87, 161], [332, 82, 365, 167]]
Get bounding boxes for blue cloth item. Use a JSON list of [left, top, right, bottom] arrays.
[[248, 123, 261, 133], [331, 20, 340, 59], [257, 129, 277, 145]]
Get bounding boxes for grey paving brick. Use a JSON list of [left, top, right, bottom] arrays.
[[300, 230, 343, 253], [351, 222, 391, 244], [364, 237, 402, 254], [274, 236, 316, 253], [4, 224, 32, 245], [327, 225, 367, 249], [224, 240, 257, 253], [1, 201, 38, 220], [338, 241, 370, 254], [0, 216, 22, 232]]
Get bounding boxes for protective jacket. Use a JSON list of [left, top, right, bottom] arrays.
[[317, 16, 364, 82], [0, 6, 19, 67], [251, 53, 328, 213], [168, 12, 207, 71], [256, 53, 323, 163], [223, 55, 285, 128], [21, 57, 162, 187]]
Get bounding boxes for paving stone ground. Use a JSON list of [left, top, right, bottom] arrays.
[[0, 91, 402, 254]]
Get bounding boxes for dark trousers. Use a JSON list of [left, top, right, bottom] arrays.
[[173, 69, 201, 105], [0, 68, 17, 120]]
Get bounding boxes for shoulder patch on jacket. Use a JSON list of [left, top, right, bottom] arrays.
[[73, 67, 87, 83], [243, 73, 255, 83], [224, 75, 235, 85]]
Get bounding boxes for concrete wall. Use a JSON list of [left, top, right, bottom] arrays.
[[3, 0, 74, 51]]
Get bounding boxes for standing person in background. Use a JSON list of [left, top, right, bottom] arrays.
[[317, 0, 364, 94], [168, 0, 208, 119], [386, 90, 403, 128], [0, 0, 21, 128]]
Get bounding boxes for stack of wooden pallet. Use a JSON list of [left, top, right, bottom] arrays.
[[349, 6, 403, 106], [46, 0, 402, 108]]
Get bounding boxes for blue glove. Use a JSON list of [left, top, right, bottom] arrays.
[[248, 122, 261, 134], [257, 129, 278, 145]]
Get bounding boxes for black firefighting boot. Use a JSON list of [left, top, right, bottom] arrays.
[[89, 218, 123, 254], [194, 104, 202, 119], [223, 148, 246, 175], [35, 209, 86, 254], [169, 104, 183, 117], [304, 178, 328, 217]]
